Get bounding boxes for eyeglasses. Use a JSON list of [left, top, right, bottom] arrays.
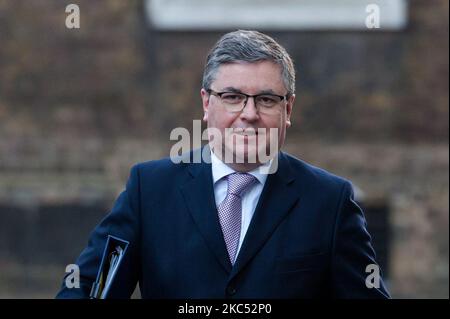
[[207, 89, 288, 115]]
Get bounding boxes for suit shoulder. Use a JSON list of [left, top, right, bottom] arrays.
[[130, 155, 188, 178], [282, 152, 351, 190]]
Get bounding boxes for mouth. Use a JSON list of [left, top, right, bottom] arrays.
[[231, 128, 258, 136]]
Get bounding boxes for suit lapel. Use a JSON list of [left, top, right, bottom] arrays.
[[179, 149, 301, 279], [179, 148, 232, 274], [229, 152, 300, 281]]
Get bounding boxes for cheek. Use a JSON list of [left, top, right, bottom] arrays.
[[266, 116, 288, 144], [206, 109, 219, 127], [261, 113, 286, 132], [208, 109, 236, 130]]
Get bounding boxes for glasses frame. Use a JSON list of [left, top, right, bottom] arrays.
[[207, 89, 289, 113]]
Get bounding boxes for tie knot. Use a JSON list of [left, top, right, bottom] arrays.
[[226, 173, 257, 197]]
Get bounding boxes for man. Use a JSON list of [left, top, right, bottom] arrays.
[[56, 30, 390, 298]]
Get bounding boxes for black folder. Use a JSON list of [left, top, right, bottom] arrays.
[[89, 235, 129, 299]]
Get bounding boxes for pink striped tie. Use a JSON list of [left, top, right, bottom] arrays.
[[217, 173, 257, 265]]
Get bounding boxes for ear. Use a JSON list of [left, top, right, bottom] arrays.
[[200, 88, 210, 122], [285, 94, 295, 128]]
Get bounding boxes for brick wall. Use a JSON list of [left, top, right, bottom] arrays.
[[0, 0, 448, 298]]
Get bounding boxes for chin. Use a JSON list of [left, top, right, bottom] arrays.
[[229, 142, 263, 165]]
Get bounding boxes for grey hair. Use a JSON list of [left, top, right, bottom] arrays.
[[202, 30, 295, 95]]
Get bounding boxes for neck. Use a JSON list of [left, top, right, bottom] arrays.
[[210, 148, 275, 173], [224, 161, 262, 173]]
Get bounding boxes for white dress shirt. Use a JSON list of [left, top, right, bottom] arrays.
[[210, 151, 270, 259]]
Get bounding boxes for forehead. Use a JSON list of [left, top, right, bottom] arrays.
[[212, 61, 285, 92]]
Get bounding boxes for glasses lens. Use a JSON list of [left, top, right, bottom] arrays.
[[256, 95, 283, 115], [220, 93, 246, 104], [256, 95, 282, 107], [220, 93, 246, 112]]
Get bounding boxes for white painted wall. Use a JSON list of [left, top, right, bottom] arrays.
[[144, 0, 408, 31]]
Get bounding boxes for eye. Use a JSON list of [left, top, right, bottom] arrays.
[[221, 93, 245, 104], [257, 95, 279, 106]]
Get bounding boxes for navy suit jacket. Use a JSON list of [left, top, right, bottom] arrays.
[[56, 148, 390, 299]]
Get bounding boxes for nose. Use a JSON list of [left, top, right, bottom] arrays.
[[240, 97, 259, 122]]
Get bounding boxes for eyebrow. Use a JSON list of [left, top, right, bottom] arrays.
[[220, 87, 279, 95]]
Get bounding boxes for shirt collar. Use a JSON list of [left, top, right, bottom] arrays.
[[210, 150, 270, 186]]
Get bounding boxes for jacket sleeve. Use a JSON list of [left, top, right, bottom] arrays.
[[55, 164, 142, 299], [331, 181, 391, 299]]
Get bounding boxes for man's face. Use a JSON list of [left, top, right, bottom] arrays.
[[201, 60, 295, 171]]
